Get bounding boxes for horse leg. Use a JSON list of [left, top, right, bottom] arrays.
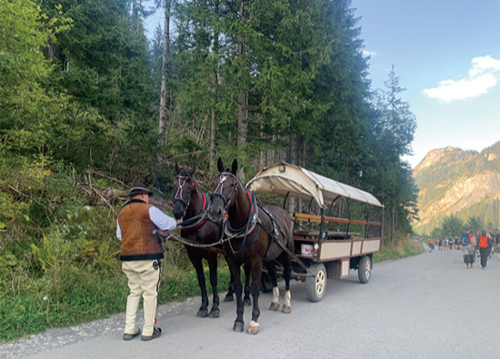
[[264, 261, 280, 311], [243, 263, 252, 306], [208, 253, 220, 318], [246, 258, 262, 335], [227, 257, 244, 332], [281, 252, 292, 314], [224, 256, 235, 302], [188, 250, 209, 318]]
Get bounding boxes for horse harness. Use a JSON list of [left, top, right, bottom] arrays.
[[213, 172, 288, 256], [174, 175, 212, 232], [167, 172, 307, 272]]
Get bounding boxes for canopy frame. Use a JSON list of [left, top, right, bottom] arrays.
[[246, 162, 384, 242]]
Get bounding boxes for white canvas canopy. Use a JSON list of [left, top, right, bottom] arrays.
[[246, 162, 383, 209]]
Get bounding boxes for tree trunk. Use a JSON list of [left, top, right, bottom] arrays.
[[159, 1, 171, 146], [210, 4, 220, 175], [259, 117, 265, 169], [237, 91, 247, 150], [236, 1, 247, 151], [210, 108, 216, 175], [288, 131, 297, 214], [391, 202, 395, 242]]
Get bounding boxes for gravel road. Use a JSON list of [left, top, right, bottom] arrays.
[[2, 248, 499, 359]]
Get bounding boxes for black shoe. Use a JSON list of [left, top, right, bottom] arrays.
[[141, 327, 162, 341], [123, 327, 141, 341]]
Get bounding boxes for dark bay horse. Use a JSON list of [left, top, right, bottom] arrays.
[[208, 158, 294, 334], [172, 164, 250, 318]]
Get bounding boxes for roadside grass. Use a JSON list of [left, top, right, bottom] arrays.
[[1, 218, 420, 343], [373, 237, 425, 263], [0, 257, 232, 342]]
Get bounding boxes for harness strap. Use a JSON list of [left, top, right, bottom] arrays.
[[177, 193, 209, 231], [224, 190, 258, 254], [225, 190, 257, 237]]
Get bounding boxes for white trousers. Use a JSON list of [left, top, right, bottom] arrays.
[[122, 260, 162, 336]]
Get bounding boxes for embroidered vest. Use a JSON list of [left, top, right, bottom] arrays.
[[118, 202, 163, 261]]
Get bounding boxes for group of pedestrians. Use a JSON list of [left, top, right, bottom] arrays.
[[425, 227, 499, 270], [426, 237, 455, 252], [460, 227, 498, 270]]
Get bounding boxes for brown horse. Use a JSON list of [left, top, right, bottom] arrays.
[[172, 164, 250, 318], [208, 158, 294, 334]]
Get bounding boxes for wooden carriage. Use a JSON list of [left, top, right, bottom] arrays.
[[246, 162, 384, 302]]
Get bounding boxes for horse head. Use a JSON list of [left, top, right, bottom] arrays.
[[208, 158, 241, 222], [172, 163, 198, 223]]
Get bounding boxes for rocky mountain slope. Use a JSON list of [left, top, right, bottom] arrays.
[[412, 142, 500, 234]]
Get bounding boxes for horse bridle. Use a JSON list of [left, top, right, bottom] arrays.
[[173, 176, 195, 219], [212, 172, 239, 213]]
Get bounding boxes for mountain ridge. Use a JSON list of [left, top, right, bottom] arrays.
[[413, 142, 500, 234]]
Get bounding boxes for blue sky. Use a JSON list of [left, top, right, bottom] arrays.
[[352, 0, 500, 168], [145, 1, 500, 169]]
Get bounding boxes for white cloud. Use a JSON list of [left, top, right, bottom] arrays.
[[422, 55, 500, 102], [362, 50, 376, 57]]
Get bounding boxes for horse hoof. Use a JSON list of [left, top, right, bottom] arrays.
[[246, 321, 259, 335], [244, 298, 252, 306], [197, 309, 209, 318], [269, 302, 280, 311], [233, 321, 244, 332], [223, 294, 234, 302], [282, 305, 292, 314], [209, 309, 220, 318]]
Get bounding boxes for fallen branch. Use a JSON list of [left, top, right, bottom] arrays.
[[92, 187, 118, 216], [8, 185, 53, 215], [87, 169, 129, 188]]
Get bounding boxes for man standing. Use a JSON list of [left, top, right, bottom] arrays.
[[117, 183, 177, 341], [476, 230, 492, 270], [460, 227, 475, 269]]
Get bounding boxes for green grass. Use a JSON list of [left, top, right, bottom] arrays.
[[0, 261, 232, 342], [373, 238, 425, 263]]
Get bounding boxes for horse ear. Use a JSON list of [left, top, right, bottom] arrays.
[[175, 163, 180, 175], [190, 166, 196, 176], [231, 159, 238, 175], [217, 158, 224, 173]]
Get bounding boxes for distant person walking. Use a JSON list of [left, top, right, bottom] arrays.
[[476, 230, 492, 270], [438, 238, 443, 250], [117, 183, 177, 341], [460, 227, 475, 269], [448, 237, 454, 250], [490, 229, 499, 254], [428, 238, 434, 252]]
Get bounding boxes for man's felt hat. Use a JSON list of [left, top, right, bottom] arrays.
[[128, 183, 153, 197]]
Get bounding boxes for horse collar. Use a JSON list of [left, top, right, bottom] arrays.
[[178, 193, 209, 232], [225, 190, 258, 240]]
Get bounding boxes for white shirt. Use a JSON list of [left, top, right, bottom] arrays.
[[116, 206, 177, 241]]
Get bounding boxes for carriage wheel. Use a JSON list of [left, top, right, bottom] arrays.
[[305, 263, 327, 302], [358, 255, 371, 284], [260, 272, 273, 293]]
